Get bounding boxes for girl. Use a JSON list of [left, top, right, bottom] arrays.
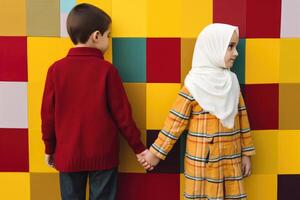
[[140, 23, 255, 200]]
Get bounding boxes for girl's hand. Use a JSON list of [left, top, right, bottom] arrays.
[[242, 156, 252, 177]]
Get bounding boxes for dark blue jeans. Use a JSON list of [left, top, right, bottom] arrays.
[[59, 168, 117, 200]]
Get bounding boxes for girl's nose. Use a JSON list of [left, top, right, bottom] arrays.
[[234, 49, 239, 57]]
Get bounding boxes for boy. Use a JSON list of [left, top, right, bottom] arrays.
[[41, 3, 148, 200]]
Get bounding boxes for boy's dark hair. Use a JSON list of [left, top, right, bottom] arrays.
[[67, 3, 111, 45]]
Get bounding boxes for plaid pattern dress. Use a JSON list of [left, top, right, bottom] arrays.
[[150, 87, 255, 200]]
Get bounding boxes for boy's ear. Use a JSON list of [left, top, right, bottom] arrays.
[[92, 31, 101, 41]]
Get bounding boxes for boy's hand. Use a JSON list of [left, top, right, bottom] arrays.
[[45, 154, 55, 168], [136, 149, 153, 171], [242, 156, 251, 177], [137, 149, 160, 171], [138, 149, 160, 171]]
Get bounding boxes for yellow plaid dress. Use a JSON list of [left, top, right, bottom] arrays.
[[150, 87, 255, 200]]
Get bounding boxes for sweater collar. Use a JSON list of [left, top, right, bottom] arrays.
[[67, 47, 104, 59]]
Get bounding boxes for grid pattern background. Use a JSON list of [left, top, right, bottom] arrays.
[[0, 0, 300, 199]]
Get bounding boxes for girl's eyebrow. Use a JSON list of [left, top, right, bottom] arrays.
[[229, 41, 239, 46]]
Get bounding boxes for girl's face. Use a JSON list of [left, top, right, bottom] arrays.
[[224, 31, 239, 68]]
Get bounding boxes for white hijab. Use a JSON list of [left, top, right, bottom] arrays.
[[184, 23, 240, 129]]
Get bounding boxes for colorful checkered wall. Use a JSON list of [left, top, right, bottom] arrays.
[[0, 0, 300, 199]]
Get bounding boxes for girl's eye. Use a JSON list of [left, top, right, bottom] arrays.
[[228, 45, 233, 49]]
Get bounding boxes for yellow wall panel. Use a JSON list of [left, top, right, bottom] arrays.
[[278, 130, 300, 174], [124, 83, 146, 130], [27, 37, 72, 83], [279, 84, 300, 130], [0, 0, 26, 35], [76, 0, 112, 16], [279, 39, 300, 83], [119, 130, 146, 173], [27, 39, 69, 131], [245, 174, 277, 200], [181, 0, 213, 38], [105, 39, 113, 63], [29, 130, 58, 173], [246, 39, 280, 84], [146, 83, 181, 129], [112, 0, 147, 37], [181, 38, 196, 83], [30, 173, 60, 200], [251, 130, 278, 174], [147, 0, 181, 37], [180, 173, 185, 200], [0, 173, 30, 200], [28, 83, 43, 131], [120, 83, 147, 173]]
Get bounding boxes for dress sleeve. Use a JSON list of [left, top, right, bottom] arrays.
[[150, 87, 194, 160]]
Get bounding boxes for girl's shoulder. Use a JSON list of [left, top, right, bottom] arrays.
[[178, 86, 203, 110], [179, 86, 193, 99]]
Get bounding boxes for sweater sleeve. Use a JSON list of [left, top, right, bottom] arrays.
[[41, 66, 56, 154], [238, 93, 256, 156], [107, 67, 146, 154], [149, 87, 193, 160]]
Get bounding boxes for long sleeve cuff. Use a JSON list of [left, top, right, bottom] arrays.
[[150, 145, 167, 160], [242, 146, 256, 156], [44, 141, 55, 154]]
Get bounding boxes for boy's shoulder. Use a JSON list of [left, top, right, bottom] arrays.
[[50, 54, 115, 71]]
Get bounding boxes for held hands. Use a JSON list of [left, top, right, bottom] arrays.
[[242, 156, 252, 177], [136, 149, 160, 171], [45, 154, 55, 168]]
